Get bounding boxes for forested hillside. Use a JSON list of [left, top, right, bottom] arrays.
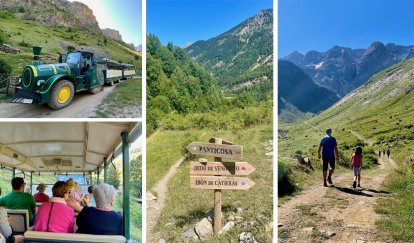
[[186, 9, 273, 101], [146, 35, 221, 132], [146, 35, 272, 134]]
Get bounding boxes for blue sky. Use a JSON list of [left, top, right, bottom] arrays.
[[148, 0, 273, 47], [69, 0, 142, 46], [279, 0, 414, 57]]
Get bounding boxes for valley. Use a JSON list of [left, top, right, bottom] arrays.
[[279, 53, 414, 241], [146, 7, 273, 242]]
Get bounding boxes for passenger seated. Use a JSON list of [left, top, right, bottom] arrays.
[[76, 183, 122, 235], [0, 178, 36, 226], [0, 187, 12, 240], [34, 181, 74, 233], [34, 184, 49, 203], [87, 186, 95, 206], [66, 179, 83, 213]]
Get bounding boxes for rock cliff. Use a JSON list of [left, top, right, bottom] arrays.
[[0, 0, 101, 34]]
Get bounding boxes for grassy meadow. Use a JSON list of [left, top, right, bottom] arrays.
[[147, 125, 273, 242], [94, 77, 142, 118]]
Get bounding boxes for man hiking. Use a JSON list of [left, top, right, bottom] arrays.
[[318, 128, 339, 187]]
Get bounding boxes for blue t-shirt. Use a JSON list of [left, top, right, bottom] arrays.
[[77, 206, 123, 235], [320, 135, 337, 157]]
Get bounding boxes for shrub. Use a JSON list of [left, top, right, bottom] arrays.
[[0, 59, 12, 81], [18, 7, 25, 13], [67, 45, 75, 52], [0, 29, 8, 45], [18, 40, 29, 47]]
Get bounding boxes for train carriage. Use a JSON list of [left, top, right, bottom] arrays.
[[121, 64, 136, 80]]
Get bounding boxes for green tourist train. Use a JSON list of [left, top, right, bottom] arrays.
[[11, 46, 136, 109]]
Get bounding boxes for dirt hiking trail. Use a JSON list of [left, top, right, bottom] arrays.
[[146, 156, 186, 243], [0, 86, 115, 118], [279, 154, 397, 242]]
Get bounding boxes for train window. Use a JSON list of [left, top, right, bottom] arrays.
[[66, 52, 81, 65]]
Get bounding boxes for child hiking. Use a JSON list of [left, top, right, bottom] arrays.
[[349, 146, 363, 189]]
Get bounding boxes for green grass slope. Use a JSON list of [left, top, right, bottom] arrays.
[[0, 11, 141, 77], [279, 56, 414, 240]]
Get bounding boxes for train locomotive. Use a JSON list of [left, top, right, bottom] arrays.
[[11, 46, 136, 109]]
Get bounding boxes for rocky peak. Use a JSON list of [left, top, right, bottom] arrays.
[[102, 28, 123, 42], [363, 41, 386, 56], [0, 0, 101, 34], [284, 50, 304, 64]]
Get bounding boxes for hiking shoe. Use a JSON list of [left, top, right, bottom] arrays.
[[357, 184, 360, 188], [324, 182, 328, 187], [327, 176, 333, 184], [353, 181, 356, 189]]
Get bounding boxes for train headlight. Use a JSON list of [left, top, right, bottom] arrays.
[[18, 78, 21, 85], [37, 80, 46, 86]]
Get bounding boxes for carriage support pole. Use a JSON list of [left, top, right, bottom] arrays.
[[30, 172, 33, 195], [104, 157, 108, 183], [121, 131, 130, 240], [12, 168, 15, 179], [97, 167, 100, 185]]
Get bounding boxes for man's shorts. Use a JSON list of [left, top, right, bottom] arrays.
[[322, 157, 335, 171], [353, 167, 361, 174]]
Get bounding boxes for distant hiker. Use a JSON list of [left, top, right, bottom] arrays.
[[349, 146, 363, 189], [387, 148, 390, 159], [318, 128, 339, 187], [378, 150, 381, 157]]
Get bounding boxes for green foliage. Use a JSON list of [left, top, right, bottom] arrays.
[[67, 45, 75, 52], [278, 161, 297, 197], [0, 59, 12, 81], [107, 165, 120, 189], [0, 29, 8, 45], [18, 40, 29, 47], [18, 7, 25, 13], [146, 35, 222, 133], [104, 38, 107, 46]]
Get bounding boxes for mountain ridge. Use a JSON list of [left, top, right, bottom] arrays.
[[185, 8, 273, 101], [282, 41, 414, 97]]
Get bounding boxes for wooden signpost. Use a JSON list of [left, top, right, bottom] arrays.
[[190, 161, 255, 176], [185, 142, 243, 160], [190, 176, 255, 190], [186, 137, 255, 236]]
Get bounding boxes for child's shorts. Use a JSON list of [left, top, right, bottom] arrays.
[[353, 167, 361, 174]]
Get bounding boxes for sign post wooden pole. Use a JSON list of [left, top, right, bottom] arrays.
[[213, 137, 222, 236], [187, 137, 255, 236]]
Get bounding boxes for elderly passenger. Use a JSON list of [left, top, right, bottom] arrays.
[[0, 187, 12, 239], [34, 183, 50, 203], [65, 179, 83, 213], [0, 177, 36, 225], [76, 183, 122, 235], [34, 181, 74, 233]]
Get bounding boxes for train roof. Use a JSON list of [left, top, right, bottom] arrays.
[[0, 122, 141, 173]]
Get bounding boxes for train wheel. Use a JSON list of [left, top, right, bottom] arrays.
[[88, 85, 103, 94], [48, 80, 74, 110]]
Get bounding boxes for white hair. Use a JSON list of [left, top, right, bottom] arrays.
[[93, 183, 116, 209]]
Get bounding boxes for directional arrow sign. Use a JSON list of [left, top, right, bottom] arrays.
[[190, 176, 255, 190], [190, 161, 255, 176], [186, 142, 243, 160]]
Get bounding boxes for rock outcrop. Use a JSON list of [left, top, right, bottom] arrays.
[[0, 0, 101, 34], [102, 28, 123, 42]]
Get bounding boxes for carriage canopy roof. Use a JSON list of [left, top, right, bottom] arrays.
[[0, 122, 140, 173]]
